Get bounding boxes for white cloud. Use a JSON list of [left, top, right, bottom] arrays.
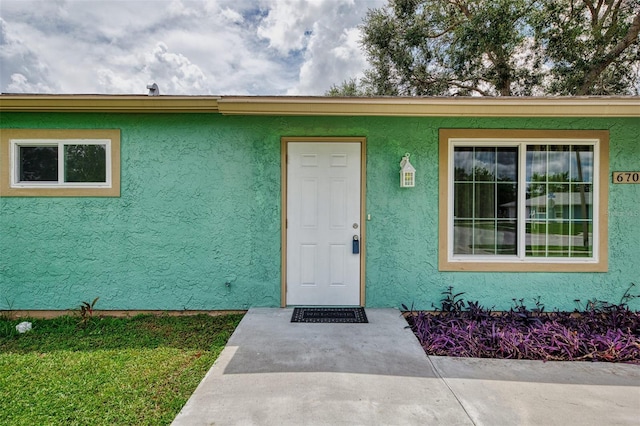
[[0, 17, 58, 93], [6, 73, 56, 93], [280, 1, 384, 95], [256, 0, 319, 54], [97, 69, 143, 95], [290, 25, 369, 95], [93, 42, 210, 95], [144, 42, 209, 93], [0, 0, 384, 95], [220, 7, 245, 24]]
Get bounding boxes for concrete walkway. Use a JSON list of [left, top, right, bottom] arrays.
[[172, 308, 640, 426]]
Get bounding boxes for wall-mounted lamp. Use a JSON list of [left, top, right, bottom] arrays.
[[399, 153, 416, 188]]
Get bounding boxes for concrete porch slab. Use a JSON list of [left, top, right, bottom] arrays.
[[172, 307, 640, 426]]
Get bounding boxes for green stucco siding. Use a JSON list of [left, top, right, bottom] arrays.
[[1, 113, 638, 311]]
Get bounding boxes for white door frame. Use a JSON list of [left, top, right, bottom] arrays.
[[281, 137, 367, 307]]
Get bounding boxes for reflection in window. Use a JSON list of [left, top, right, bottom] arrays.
[[525, 145, 593, 258], [453, 143, 594, 259], [453, 147, 517, 255], [441, 129, 607, 272], [65, 145, 107, 183], [14, 141, 109, 186], [19, 146, 58, 181]]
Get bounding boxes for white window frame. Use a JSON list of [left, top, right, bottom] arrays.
[[10, 139, 112, 188], [1, 129, 120, 197], [439, 129, 608, 273]]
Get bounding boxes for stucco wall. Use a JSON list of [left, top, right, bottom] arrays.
[[1, 113, 638, 311]]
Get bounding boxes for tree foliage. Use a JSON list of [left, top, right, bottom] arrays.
[[533, 0, 640, 95], [328, 0, 640, 96]]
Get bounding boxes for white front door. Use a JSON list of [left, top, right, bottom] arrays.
[[286, 142, 362, 306]]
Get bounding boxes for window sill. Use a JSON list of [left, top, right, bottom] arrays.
[[1, 186, 120, 197], [439, 258, 608, 272]]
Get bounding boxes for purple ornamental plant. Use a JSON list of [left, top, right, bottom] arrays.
[[403, 288, 640, 363]]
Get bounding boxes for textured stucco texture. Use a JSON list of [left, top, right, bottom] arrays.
[[1, 113, 638, 311]]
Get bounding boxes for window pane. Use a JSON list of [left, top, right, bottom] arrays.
[[473, 220, 496, 254], [497, 148, 517, 181], [454, 147, 473, 181], [525, 144, 593, 258], [19, 146, 58, 181], [497, 183, 517, 218], [526, 219, 594, 257], [548, 145, 570, 181], [475, 183, 495, 218], [64, 144, 107, 183], [525, 220, 546, 257], [453, 219, 473, 254], [526, 180, 546, 200], [454, 183, 473, 218], [526, 145, 546, 182], [453, 146, 518, 256], [570, 220, 593, 257], [570, 184, 592, 219], [547, 221, 571, 257], [496, 220, 517, 254], [474, 148, 495, 181], [570, 145, 593, 183]]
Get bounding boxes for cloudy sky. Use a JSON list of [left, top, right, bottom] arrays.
[[1, 0, 385, 96]]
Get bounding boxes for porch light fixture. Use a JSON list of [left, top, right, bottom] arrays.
[[399, 153, 416, 188]]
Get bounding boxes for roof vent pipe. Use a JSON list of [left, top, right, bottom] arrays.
[[146, 83, 159, 96]]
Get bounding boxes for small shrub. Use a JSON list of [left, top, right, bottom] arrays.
[[438, 286, 466, 313], [78, 297, 100, 327]]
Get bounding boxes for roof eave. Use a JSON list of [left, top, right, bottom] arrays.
[[217, 96, 640, 117], [0, 95, 221, 113], [1, 95, 638, 117]]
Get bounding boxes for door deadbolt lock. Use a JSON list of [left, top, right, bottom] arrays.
[[352, 235, 360, 254], [353, 223, 359, 229]]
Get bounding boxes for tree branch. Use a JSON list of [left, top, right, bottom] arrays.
[[577, 9, 640, 94], [448, 80, 493, 96]]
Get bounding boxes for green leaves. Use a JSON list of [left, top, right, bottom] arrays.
[[533, 0, 640, 95], [330, 0, 640, 96], [78, 297, 100, 327]]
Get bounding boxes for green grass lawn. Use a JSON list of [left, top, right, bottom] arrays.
[[0, 313, 244, 426]]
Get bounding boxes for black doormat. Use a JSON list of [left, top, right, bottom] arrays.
[[291, 307, 368, 323]]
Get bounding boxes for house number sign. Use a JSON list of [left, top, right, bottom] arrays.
[[613, 172, 640, 184]]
